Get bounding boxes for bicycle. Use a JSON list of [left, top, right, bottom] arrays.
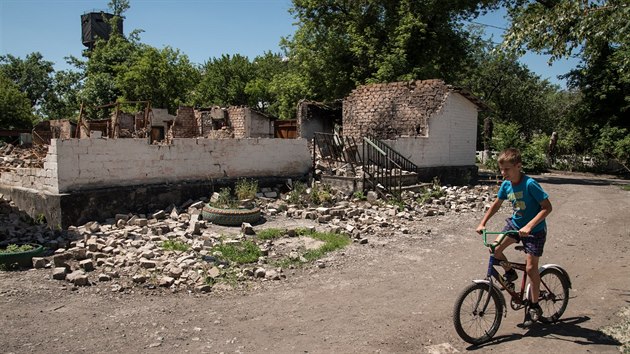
[[452, 230, 572, 345]]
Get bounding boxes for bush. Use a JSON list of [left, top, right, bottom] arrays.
[[235, 178, 258, 200]]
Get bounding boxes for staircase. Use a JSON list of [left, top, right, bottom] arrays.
[[362, 135, 421, 197]]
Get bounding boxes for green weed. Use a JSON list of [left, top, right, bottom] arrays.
[[160, 240, 190, 252], [235, 178, 258, 200], [0, 244, 35, 253], [257, 228, 285, 240], [213, 240, 261, 265]]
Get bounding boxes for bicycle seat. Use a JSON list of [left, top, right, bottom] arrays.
[[515, 245, 526, 252]]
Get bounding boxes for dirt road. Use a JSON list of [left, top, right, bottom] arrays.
[[1, 173, 629, 353]]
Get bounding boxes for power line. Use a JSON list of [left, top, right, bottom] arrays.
[[465, 21, 508, 31]]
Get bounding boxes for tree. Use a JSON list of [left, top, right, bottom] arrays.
[[245, 52, 288, 114], [0, 52, 54, 112], [0, 72, 34, 129], [503, 0, 629, 126], [40, 68, 83, 120], [281, 0, 500, 103], [194, 54, 254, 107], [117, 46, 199, 113]]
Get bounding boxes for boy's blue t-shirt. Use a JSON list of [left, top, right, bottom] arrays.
[[497, 174, 549, 233]]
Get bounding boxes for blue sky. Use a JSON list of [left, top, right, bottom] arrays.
[[0, 0, 579, 88]]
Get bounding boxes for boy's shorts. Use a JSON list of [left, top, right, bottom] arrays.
[[502, 218, 546, 257]]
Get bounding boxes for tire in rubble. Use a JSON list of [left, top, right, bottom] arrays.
[[0, 243, 45, 268], [201, 204, 261, 226]]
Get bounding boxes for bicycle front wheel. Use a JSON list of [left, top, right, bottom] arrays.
[[453, 283, 504, 345], [538, 268, 570, 324]]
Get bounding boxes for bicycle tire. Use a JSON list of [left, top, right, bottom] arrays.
[[538, 268, 570, 324], [453, 282, 505, 345]]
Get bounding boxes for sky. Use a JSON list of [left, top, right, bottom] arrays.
[[0, 0, 580, 88]]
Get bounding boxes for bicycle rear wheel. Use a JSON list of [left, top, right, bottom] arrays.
[[453, 283, 504, 345], [538, 268, 570, 324]]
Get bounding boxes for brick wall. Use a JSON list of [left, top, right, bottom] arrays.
[[227, 107, 248, 138], [0, 138, 312, 194], [343, 79, 450, 140], [170, 106, 198, 138]]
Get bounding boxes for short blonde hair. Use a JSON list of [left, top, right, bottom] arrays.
[[498, 148, 522, 165]]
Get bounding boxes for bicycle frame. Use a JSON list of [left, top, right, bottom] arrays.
[[483, 230, 531, 308]]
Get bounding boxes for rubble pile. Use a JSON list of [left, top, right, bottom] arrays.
[[0, 183, 498, 293], [0, 143, 47, 173]]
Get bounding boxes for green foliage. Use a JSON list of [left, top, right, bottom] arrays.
[[503, 0, 630, 132], [621, 185, 630, 191], [235, 178, 258, 201], [245, 52, 288, 114], [300, 229, 351, 262], [283, 0, 500, 104], [595, 125, 630, 171], [521, 134, 549, 173], [309, 183, 333, 206], [0, 244, 35, 253], [211, 187, 239, 209], [193, 54, 255, 107], [257, 228, 285, 240], [288, 181, 307, 204], [213, 240, 261, 265], [416, 177, 445, 203], [352, 191, 367, 200], [117, 46, 199, 113], [0, 72, 33, 129], [0, 52, 54, 110], [160, 240, 190, 252]]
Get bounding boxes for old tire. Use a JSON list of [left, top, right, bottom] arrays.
[[201, 205, 261, 226], [0, 244, 45, 268]]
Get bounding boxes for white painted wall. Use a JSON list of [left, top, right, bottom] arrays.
[[385, 92, 478, 167], [1, 138, 312, 194]]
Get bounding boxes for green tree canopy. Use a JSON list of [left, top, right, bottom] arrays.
[[0, 52, 54, 110], [503, 0, 629, 126], [281, 0, 500, 103], [193, 54, 255, 107], [118, 45, 199, 113], [0, 72, 34, 129]]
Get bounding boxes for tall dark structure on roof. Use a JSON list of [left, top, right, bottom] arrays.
[[81, 12, 123, 49]]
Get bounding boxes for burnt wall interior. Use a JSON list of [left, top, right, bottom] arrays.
[[297, 100, 342, 140]]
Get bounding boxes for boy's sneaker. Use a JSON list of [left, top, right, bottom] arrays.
[[504, 269, 518, 283], [522, 304, 542, 328]]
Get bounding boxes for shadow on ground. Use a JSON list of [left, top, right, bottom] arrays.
[[466, 316, 621, 351]]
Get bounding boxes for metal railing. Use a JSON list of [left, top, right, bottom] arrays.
[[362, 134, 420, 197], [313, 132, 361, 176]]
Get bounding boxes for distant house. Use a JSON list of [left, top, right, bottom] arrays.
[[343, 79, 485, 169]]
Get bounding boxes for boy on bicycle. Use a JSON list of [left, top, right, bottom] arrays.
[[476, 148, 553, 327]]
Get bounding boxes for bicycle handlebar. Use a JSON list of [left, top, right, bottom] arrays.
[[481, 230, 520, 249]]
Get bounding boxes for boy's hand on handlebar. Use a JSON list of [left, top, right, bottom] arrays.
[[518, 225, 532, 237], [475, 224, 485, 235]]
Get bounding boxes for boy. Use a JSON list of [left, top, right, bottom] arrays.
[[476, 148, 553, 327]]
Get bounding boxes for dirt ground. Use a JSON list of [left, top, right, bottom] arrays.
[[1, 172, 629, 353]]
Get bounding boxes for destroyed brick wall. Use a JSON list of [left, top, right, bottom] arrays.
[[248, 110, 273, 138], [297, 100, 341, 140], [227, 107, 248, 138], [342, 79, 450, 140], [170, 106, 198, 138], [198, 107, 233, 138], [32, 120, 76, 144]]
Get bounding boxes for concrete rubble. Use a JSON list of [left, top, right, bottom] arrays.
[[0, 180, 498, 294], [0, 143, 47, 173]]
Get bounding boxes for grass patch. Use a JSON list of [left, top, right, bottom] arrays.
[[297, 229, 351, 262], [213, 240, 261, 265], [257, 228, 285, 240], [160, 240, 190, 252], [621, 185, 630, 191], [601, 306, 630, 353]]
